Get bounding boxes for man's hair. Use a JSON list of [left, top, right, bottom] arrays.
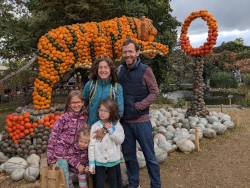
[[122, 39, 140, 52]]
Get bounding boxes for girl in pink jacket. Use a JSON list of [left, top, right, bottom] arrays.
[[47, 90, 88, 188]]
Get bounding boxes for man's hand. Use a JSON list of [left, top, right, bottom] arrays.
[[78, 164, 84, 174], [93, 128, 105, 141]]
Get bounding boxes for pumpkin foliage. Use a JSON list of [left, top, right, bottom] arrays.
[[180, 10, 218, 57], [33, 15, 169, 109]]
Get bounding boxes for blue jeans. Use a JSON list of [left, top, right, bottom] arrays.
[[121, 120, 161, 188]]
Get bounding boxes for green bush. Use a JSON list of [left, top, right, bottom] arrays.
[[154, 92, 185, 108], [241, 92, 250, 107], [154, 93, 175, 104], [244, 75, 250, 88], [210, 72, 238, 88]]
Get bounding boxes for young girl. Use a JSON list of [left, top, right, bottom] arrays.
[[88, 98, 124, 188], [68, 127, 90, 188], [47, 90, 88, 188]]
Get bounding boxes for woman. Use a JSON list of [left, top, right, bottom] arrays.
[[83, 56, 124, 187], [83, 56, 124, 128]]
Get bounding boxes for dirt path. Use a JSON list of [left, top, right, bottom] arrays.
[[140, 108, 250, 188], [0, 108, 249, 188]]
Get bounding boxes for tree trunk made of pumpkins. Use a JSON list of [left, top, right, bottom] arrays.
[[186, 56, 209, 117]]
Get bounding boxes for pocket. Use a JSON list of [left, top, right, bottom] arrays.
[[124, 104, 141, 119]]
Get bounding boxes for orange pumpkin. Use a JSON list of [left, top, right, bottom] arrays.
[[180, 10, 218, 57]]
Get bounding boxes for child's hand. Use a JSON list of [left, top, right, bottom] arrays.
[[93, 128, 105, 141], [91, 166, 95, 174], [78, 164, 84, 173], [89, 165, 95, 174], [105, 122, 112, 129], [85, 166, 89, 173]]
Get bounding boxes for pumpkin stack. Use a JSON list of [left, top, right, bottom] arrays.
[[0, 104, 64, 159]]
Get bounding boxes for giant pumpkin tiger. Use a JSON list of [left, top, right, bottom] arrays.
[[33, 15, 169, 109]]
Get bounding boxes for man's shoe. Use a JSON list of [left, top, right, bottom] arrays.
[[127, 185, 141, 188]]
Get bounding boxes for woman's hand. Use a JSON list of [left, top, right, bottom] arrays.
[[93, 128, 105, 141]]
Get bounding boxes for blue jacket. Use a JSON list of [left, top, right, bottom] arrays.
[[83, 79, 124, 126]]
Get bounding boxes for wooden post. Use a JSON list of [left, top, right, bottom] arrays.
[[220, 104, 223, 113], [229, 98, 232, 108], [195, 127, 200, 152], [236, 111, 240, 127], [185, 101, 188, 109]]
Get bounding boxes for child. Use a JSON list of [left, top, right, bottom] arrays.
[[47, 90, 88, 188], [88, 98, 124, 188], [68, 127, 90, 188]]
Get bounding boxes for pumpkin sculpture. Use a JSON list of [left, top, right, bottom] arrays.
[[33, 15, 169, 109], [180, 10, 218, 117]]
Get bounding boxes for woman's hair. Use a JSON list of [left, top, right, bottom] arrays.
[[98, 98, 119, 122], [64, 90, 84, 112], [78, 126, 91, 139], [88, 56, 118, 84]]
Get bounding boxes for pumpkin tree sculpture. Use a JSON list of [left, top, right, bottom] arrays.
[[33, 15, 169, 109], [180, 10, 218, 117]]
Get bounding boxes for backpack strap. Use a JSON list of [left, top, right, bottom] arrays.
[[110, 82, 117, 99], [89, 80, 117, 105], [89, 80, 98, 105]]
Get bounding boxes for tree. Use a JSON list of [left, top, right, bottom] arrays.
[[234, 37, 244, 45], [0, 0, 181, 86], [213, 39, 246, 53]]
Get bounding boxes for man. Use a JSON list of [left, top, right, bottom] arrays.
[[118, 39, 161, 188]]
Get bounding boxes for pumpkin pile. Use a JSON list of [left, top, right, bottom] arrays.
[[0, 104, 64, 159], [33, 15, 169, 110], [180, 10, 218, 57]]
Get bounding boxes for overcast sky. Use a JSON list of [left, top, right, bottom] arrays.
[[170, 0, 250, 47]]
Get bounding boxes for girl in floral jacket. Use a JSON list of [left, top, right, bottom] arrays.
[[47, 90, 88, 188]]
